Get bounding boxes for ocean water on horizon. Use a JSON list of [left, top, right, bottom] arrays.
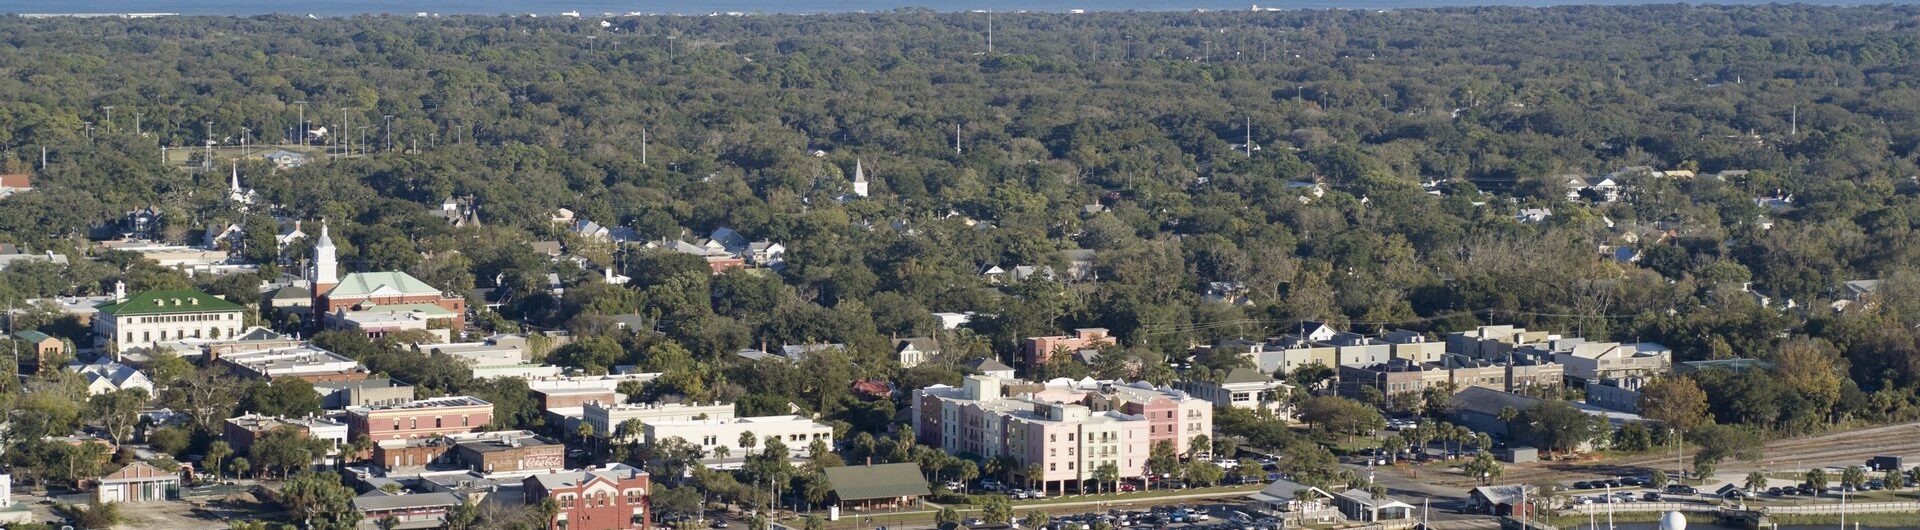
[[0, 0, 1895, 16]]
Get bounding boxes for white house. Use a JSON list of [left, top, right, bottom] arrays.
[[67, 361, 155, 396], [642, 415, 834, 467]]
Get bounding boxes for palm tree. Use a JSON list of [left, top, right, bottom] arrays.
[[739, 430, 758, 458], [206, 441, 232, 481], [713, 445, 731, 461], [1024, 463, 1044, 493], [1746, 471, 1769, 492], [537, 498, 560, 529]]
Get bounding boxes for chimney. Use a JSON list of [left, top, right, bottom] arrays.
[[114, 280, 126, 302]]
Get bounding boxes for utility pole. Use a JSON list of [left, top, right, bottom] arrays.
[[294, 101, 307, 147], [241, 127, 251, 156], [986, 10, 994, 55], [102, 105, 114, 132], [134, 112, 141, 137], [1245, 116, 1253, 157], [383, 115, 395, 152], [954, 123, 962, 154], [641, 126, 648, 165], [204, 120, 214, 168], [340, 107, 351, 156]]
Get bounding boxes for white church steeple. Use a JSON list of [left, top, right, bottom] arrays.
[[311, 220, 338, 294], [852, 159, 869, 198]]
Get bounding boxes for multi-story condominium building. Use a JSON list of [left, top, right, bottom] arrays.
[[1380, 329, 1447, 364], [1249, 334, 1337, 376], [583, 402, 737, 443], [523, 463, 651, 530], [1445, 325, 1558, 360], [347, 396, 495, 442], [913, 375, 1213, 494], [641, 415, 833, 466], [1321, 332, 1391, 367], [94, 288, 246, 353], [1549, 342, 1672, 386]]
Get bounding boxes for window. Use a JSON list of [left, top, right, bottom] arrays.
[[410, 418, 418, 429], [435, 417, 443, 428], [462, 415, 470, 427]]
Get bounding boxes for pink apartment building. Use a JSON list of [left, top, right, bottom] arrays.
[[913, 375, 1211, 495]]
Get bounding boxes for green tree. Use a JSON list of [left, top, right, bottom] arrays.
[[1745, 471, 1768, 493], [279, 472, 362, 530], [1638, 376, 1711, 433], [206, 441, 233, 481], [981, 495, 1013, 524], [1145, 440, 1181, 488], [1184, 460, 1225, 487], [1805, 468, 1829, 491], [1517, 401, 1606, 453], [1842, 465, 1869, 490], [1092, 462, 1119, 494], [1021, 511, 1051, 530], [1462, 451, 1503, 485], [241, 378, 322, 418], [1651, 469, 1671, 490], [934, 507, 961, 528]]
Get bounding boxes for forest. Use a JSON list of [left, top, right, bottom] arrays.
[[1, 6, 1920, 511]]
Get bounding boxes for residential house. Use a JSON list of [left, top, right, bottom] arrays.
[[894, 337, 939, 368], [1180, 367, 1292, 415], [258, 149, 308, 169], [1202, 281, 1251, 306], [276, 220, 307, 250], [1061, 249, 1097, 281], [429, 197, 481, 228], [67, 360, 154, 396], [1515, 208, 1554, 224], [960, 358, 1016, 379], [523, 463, 651, 530], [0, 173, 31, 198]]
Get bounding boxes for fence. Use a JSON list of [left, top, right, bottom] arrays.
[[1765, 501, 1920, 515], [1563, 501, 1716, 515]]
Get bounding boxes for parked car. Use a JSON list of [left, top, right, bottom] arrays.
[[1643, 492, 1662, 501], [1118, 483, 1138, 492], [1664, 484, 1698, 495], [1029, 489, 1047, 499], [1766, 487, 1783, 496]]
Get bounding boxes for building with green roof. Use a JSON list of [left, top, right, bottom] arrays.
[[93, 289, 246, 353], [822, 462, 931, 510]]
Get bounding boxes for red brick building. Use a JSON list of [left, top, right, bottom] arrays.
[[347, 396, 494, 442], [307, 223, 467, 330], [524, 464, 651, 530]]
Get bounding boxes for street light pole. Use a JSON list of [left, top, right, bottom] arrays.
[[383, 115, 395, 152]]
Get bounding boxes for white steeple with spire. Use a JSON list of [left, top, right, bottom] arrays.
[[852, 159, 869, 198], [227, 161, 255, 207], [311, 220, 338, 293]]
